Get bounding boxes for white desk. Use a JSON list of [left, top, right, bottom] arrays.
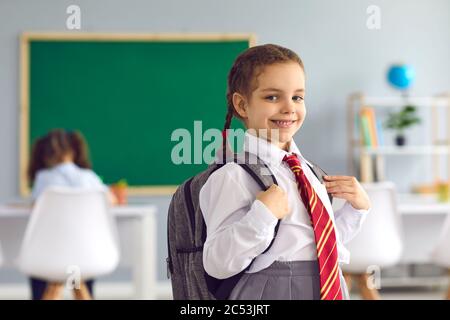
[[333, 193, 450, 265], [397, 193, 450, 215], [0, 204, 158, 299], [396, 194, 450, 264]]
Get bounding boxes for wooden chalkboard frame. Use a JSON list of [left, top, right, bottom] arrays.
[[20, 32, 256, 196]]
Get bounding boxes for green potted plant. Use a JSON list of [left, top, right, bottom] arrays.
[[384, 105, 421, 146]]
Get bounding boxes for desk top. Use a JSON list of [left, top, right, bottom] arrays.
[[332, 193, 450, 216], [2, 193, 449, 218], [397, 193, 450, 215], [0, 204, 157, 218]]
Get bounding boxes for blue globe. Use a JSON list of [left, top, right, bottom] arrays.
[[387, 64, 415, 90]]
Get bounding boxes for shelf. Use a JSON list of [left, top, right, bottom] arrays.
[[379, 276, 448, 288], [361, 96, 449, 108], [348, 93, 450, 183], [357, 145, 450, 155], [397, 193, 450, 215]]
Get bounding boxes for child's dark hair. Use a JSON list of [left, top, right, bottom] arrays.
[[222, 44, 304, 156], [28, 129, 92, 184]]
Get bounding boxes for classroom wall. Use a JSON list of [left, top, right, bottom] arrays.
[[1, 0, 449, 285]]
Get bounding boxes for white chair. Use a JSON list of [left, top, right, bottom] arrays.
[[18, 187, 120, 299], [431, 214, 450, 299], [338, 182, 403, 299]]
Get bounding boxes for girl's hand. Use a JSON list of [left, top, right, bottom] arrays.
[[256, 184, 291, 219], [323, 175, 371, 210]]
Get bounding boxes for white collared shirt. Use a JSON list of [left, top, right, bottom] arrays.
[[31, 162, 107, 201], [200, 132, 369, 279]]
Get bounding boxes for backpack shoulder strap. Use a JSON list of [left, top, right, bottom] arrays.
[[211, 152, 281, 300], [238, 161, 281, 255], [234, 154, 282, 255], [305, 159, 333, 204], [221, 151, 275, 189], [237, 152, 277, 190]]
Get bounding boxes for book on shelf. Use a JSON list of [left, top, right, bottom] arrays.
[[357, 106, 386, 182], [358, 106, 384, 148], [376, 118, 384, 146], [351, 93, 450, 185], [359, 113, 372, 146]]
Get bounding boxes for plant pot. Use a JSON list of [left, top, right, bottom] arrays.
[[395, 134, 406, 146]]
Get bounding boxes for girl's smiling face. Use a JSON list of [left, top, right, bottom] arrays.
[[232, 62, 306, 151]]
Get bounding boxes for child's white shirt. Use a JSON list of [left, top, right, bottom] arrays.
[[31, 162, 107, 201], [200, 132, 369, 280]]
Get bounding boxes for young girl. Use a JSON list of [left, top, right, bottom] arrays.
[[27, 129, 116, 300], [200, 44, 371, 300]]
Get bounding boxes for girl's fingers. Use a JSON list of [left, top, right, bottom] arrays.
[[324, 180, 354, 188], [330, 192, 354, 200], [326, 185, 356, 194], [324, 175, 354, 181]]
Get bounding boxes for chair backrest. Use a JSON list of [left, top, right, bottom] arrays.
[[340, 182, 403, 273], [431, 214, 450, 268], [18, 187, 120, 282]]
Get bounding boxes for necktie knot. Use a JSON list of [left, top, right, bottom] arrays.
[[283, 154, 302, 173]]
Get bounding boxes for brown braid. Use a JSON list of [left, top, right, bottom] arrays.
[[221, 107, 235, 163]]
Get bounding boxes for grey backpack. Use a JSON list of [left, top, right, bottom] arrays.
[[166, 152, 332, 300]]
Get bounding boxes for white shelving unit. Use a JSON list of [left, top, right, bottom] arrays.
[[347, 94, 450, 290], [347, 92, 450, 185], [359, 145, 450, 155]]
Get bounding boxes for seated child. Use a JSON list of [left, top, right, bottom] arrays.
[[27, 128, 117, 299]]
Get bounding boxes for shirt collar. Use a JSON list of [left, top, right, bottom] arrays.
[[53, 162, 77, 171], [243, 131, 313, 168]]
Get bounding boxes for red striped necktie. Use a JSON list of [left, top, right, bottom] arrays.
[[283, 153, 343, 300]]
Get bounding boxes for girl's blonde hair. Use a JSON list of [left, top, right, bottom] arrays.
[[28, 129, 92, 184]]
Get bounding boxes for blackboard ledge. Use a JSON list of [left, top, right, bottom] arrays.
[[128, 186, 178, 196]]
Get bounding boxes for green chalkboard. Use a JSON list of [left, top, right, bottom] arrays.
[[21, 33, 252, 194]]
